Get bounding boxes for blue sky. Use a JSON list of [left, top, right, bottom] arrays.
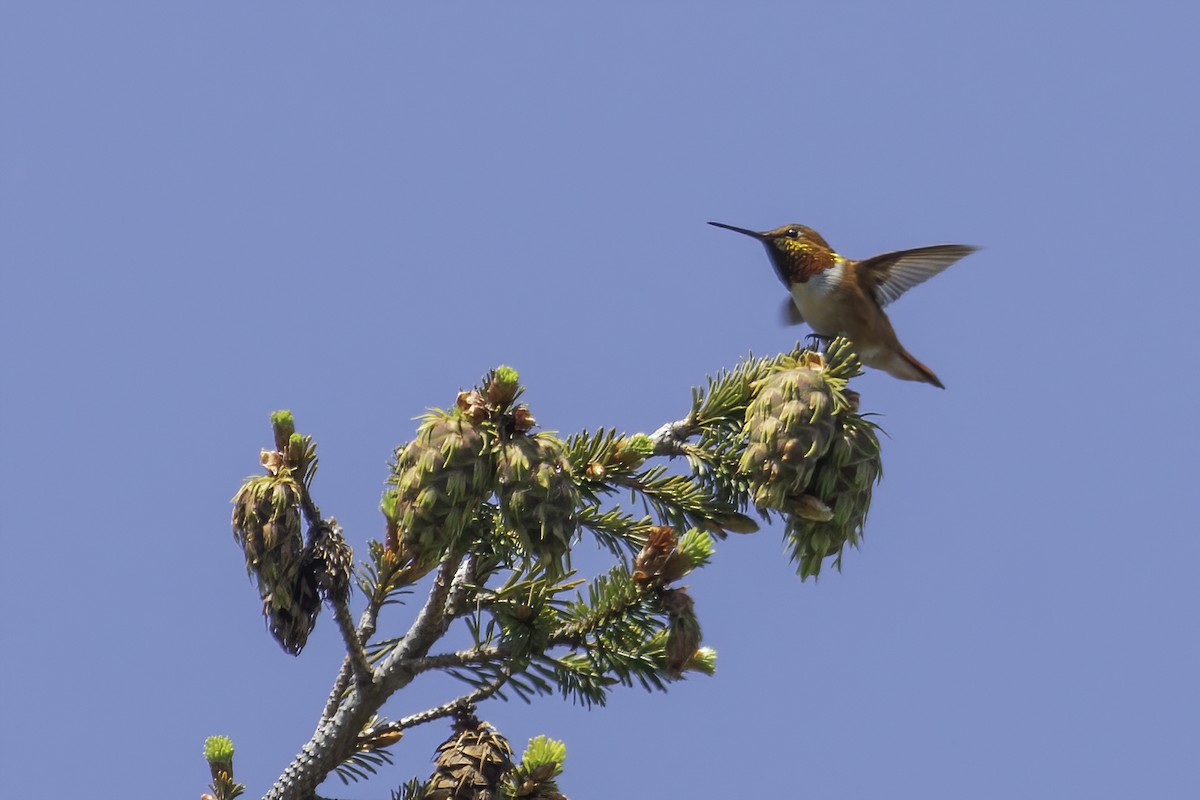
[[3, 3, 1198, 798]]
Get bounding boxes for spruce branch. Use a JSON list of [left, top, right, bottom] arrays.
[[393, 665, 515, 731], [443, 553, 479, 622], [552, 566, 656, 647], [366, 554, 482, 674], [329, 593, 374, 689], [403, 645, 509, 674], [320, 663, 353, 725], [265, 557, 467, 800], [321, 544, 436, 721], [332, 745, 396, 785], [296, 477, 322, 530], [376, 557, 462, 691], [321, 598, 384, 723], [575, 505, 649, 558], [229, 347, 883, 800]]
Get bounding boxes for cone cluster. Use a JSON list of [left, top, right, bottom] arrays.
[[739, 340, 882, 578], [382, 367, 580, 573]]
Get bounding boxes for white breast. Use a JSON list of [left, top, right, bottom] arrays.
[[789, 260, 846, 335]]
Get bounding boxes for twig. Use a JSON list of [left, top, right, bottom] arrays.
[[320, 661, 352, 723], [443, 553, 478, 620], [296, 480, 323, 530], [402, 645, 507, 674], [321, 600, 379, 722], [393, 667, 514, 732], [329, 593, 374, 688], [321, 548, 414, 722]]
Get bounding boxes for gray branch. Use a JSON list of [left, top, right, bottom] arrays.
[[319, 589, 385, 722], [263, 557, 465, 800], [402, 645, 508, 674], [375, 557, 462, 692], [329, 593, 374, 689], [649, 416, 698, 456], [393, 666, 514, 732]]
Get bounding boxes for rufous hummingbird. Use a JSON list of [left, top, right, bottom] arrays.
[[709, 222, 976, 388]]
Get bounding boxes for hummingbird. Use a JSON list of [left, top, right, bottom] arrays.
[[709, 221, 976, 388]]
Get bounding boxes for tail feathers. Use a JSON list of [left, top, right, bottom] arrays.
[[887, 349, 945, 388]]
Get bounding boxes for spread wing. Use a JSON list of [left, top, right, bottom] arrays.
[[857, 245, 977, 308]]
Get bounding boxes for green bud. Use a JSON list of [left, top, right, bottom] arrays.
[[270, 410, 295, 452], [622, 433, 655, 457], [521, 735, 567, 774], [611, 432, 656, 469], [678, 528, 715, 569], [494, 364, 520, 388], [286, 432, 308, 469], [686, 647, 718, 675], [487, 364, 522, 406], [203, 735, 235, 765]]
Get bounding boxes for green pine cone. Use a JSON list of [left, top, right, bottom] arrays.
[[265, 569, 321, 655], [496, 433, 580, 572], [231, 475, 321, 653], [386, 408, 496, 563], [740, 362, 840, 510], [785, 414, 882, 579], [232, 476, 303, 580]]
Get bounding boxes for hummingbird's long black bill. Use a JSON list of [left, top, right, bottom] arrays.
[[708, 221, 764, 239]]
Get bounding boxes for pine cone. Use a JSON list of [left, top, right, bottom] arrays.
[[232, 475, 320, 654], [786, 414, 882, 578], [661, 588, 701, 677], [307, 521, 353, 602], [385, 409, 496, 563], [740, 363, 840, 510], [632, 526, 688, 589], [266, 571, 321, 655], [496, 433, 580, 573], [426, 709, 514, 800], [739, 341, 883, 579]]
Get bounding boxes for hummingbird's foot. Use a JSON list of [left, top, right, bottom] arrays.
[[803, 333, 834, 353]]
